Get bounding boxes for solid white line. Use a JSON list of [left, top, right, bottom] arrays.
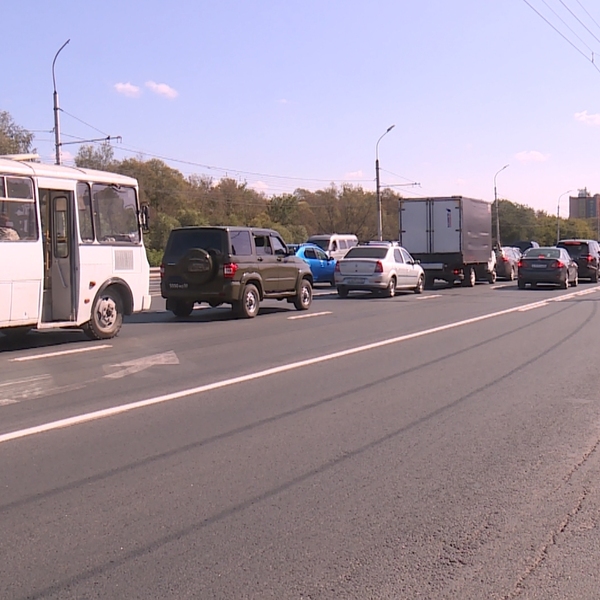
[[288, 311, 332, 320], [417, 294, 442, 300], [10, 345, 113, 363], [1, 286, 599, 445]]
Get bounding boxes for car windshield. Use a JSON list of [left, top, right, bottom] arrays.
[[307, 237, 329, 251], [558, 242, 588, 257], [524, 248, 560, 259], [344, 247, 387, 259], [166, 229, 227, 261]]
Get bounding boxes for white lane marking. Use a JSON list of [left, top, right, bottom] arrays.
[[288, 311, 332, 320], [0, 375, 53, 406], [104, 351, 179, 379], [417, 294, 442, 300], [2, 286, 599, 445], [11, 345, 112, 363], [490, 283, 514, 289]]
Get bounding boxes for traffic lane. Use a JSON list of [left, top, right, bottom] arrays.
[[0, 283, 582, 436], [1, 284, 597, 438], [2, 299, 600, 597]]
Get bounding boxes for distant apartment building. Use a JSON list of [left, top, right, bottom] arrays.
[[569, 188, 600, 219]]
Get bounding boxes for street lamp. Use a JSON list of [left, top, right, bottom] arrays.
[[52, 39, 70, 165], [493, 164, 509, 248], [375, 124, 395, 241], [556, 189, 573, 243]]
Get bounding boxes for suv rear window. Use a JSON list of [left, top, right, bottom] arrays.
[[557, 241, 588, 257], [165, 229, 227, 262]]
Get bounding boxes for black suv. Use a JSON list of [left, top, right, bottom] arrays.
[[160, 226, 313, 318], [557, 239, 600, 282]]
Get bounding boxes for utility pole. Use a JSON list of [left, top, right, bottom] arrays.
[[375, 125, 395, 241], [493, 164, 509, 248], [52, 39, 70, 165]]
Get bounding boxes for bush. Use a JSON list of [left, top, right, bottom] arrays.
[[146, 247, 163, 267]]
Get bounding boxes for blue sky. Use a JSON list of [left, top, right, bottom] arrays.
[[3, 0, 600, 216]]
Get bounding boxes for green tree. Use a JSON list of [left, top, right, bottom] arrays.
[[75, 142, 115, 170], [0, 110, 34, 155]]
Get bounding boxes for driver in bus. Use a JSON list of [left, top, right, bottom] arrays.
[[0, 213, 20, 241]]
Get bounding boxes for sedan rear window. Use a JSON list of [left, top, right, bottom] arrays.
[[523, 248, 560, 259], [344, 247, 387, 259]]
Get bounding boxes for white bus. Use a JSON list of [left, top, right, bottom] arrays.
[[0, 156, 151, 340]]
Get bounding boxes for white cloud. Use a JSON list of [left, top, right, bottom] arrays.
[[278, 98, 288, 104], [455, 178, 466, 186], [250, 181, 269, 192], [515, 150, 549, 163], [574, 110, 600, 126], [114, 82, 142, 98], [145, 81, 179, 99], [345, 170, 364, 179]]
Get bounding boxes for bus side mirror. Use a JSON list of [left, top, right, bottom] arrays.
[[141, 205, 150, 232]]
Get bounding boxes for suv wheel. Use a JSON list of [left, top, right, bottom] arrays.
[[592, 269, 599, 283], [293, 278, 312, 310], [172, 300, 194, 318], [235, 284, 260, 318]]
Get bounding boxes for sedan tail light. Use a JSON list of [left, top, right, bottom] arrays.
[[554, 260, 565, 269], [517, 260, 523, 268], [334, 262, 341, 272], [374, 260, 384, 273]]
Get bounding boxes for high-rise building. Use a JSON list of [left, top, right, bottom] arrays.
[[569, 188, 600, 219]]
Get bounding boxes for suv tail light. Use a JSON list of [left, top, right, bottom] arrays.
[[223, 262, 238, 278], [374, 260, 383, 273], [160, 263, 165, 279], [586, 254, 594, 262]]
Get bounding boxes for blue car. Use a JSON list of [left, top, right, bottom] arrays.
[[287, 243, 336, 285]]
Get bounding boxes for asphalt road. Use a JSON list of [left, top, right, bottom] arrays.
[[2, 280, 600, 599]]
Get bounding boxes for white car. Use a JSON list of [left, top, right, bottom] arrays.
[[334, 242, 425, 297]]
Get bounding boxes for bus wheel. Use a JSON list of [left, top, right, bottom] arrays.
[[84, 288, 124, 340]]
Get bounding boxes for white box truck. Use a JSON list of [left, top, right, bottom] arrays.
[[399, 196, 495, 288]]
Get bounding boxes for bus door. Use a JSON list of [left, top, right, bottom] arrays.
[[40, 189, 77, 322]]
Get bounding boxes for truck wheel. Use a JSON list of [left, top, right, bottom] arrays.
[[462, 267, 476, 287], [293, 278, 312, 310], [84, 287, 123, 340]]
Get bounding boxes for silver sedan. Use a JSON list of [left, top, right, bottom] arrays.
[[334, 243, 425, 297]]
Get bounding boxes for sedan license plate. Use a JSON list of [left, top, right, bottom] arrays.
[[531, 263, 547, 269], [346, 277, 365, 284]]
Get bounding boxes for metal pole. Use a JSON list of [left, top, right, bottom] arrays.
[[493, 164, 509, 248], [52, 39, 70, 165], [556, 190, 573, 244], [375, 125, 395, 241]]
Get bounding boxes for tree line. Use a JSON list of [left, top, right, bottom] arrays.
[[2, 110, 598, 265]]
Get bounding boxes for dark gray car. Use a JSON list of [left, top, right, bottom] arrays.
[[161, 226, 313, 318]]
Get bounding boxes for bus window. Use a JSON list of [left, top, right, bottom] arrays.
[[53, 196, 69, 259], [92, 184, 140, 244], [76, 182, 94, 242], [0, 176, 38, 241]]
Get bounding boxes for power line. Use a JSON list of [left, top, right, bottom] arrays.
[[558, 0, 600, 46], [574, 0, 600, 34], [522, 0, 600, 73]]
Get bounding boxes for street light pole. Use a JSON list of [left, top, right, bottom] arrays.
[[375, 124, 395, 241], [52, 39, 70, 165], [556, 189, 573, 244], [493, 164, 509, 248]]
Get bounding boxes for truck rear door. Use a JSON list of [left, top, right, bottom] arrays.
[[430, 198, 461, 254], [400, 200, 429, 253]]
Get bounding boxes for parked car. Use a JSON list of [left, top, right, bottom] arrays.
[[306, 233, 358, 261], [517, 246, 578, 289], [287, 243, 336, 285], [161, 226, 313, 318], [556, 239, 600, 282], [334, 242, 425, 297], [495, 246, 521, 280]]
